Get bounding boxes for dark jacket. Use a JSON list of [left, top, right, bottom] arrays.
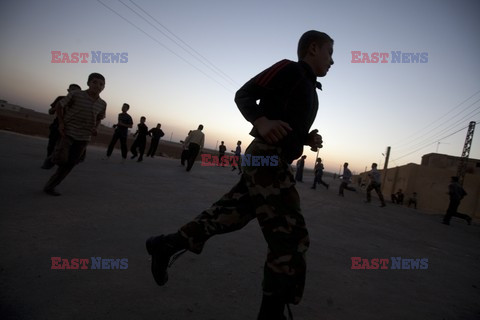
[[234, 60, 320, 163]]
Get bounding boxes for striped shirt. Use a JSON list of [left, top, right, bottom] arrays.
[[59, 90, 107, 141]]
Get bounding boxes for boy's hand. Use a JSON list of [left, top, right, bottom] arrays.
[[307, 129, 323, 151], [253, 117, 292, 144]]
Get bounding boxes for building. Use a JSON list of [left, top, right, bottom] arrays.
[[359, 153, 480, 220]]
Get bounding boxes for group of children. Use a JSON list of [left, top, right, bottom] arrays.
[[105, 105, 165, 162]]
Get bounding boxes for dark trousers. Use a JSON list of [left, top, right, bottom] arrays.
[[443, 199, 470, 223], [218, 153, 225, 166], [186, 143, 200, 171], [366, 182, 386, 204], [231, 155, 242, 172], [42, 121, 61, 169], [180, 149, 189, 166], [44, 136, 87, 191], [147, 138, 160, 157], [312, 173, 328, 189], [131, 137, 146, 160], [47, 121, 60, 157], [179, 140, 309, 304], [339, 181, 356, 195], [107, 131, 128, 159]]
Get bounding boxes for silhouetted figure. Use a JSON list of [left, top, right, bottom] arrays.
[[408, 192, 418, 209], [218, 141, 226, 166], [146, 30, 333, 319], [180, 131, 191, 166], [43, 73, 106, 196], [231, 140, 242, 174], [391, 189, 404, 204], [147, 123, 165, 157], [106, 103, 133, 160], [185, 125, 205, 172], [442, 176, 472, 225], [339, 162, 356, 196], [41, 84, 81, 169], [311, 157, 328, 189], [295, 155, 307, 182], [365, 163, 386, 207], [130, 116, 148, 162]]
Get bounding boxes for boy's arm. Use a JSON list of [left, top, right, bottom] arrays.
[[235, 77, 291, 144], [92, 104, 106, 136]]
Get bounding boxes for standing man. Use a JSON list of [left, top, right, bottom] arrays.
[[147, 123, 165, 158], [218, 141, 227, 166], [105, 103, 133, 161], [365, 163, 386, 207], [184, 125, 205, 172], [231, 140, 242, 173], [442, 176, 472, 225], [41, 84, 81, 169], [339, 162, 356, 196], [130, 116, 149, 162], [43, 73, 107, 196], [146, 30, 333, 319]]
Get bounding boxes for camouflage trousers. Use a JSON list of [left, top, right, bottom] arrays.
[[180, 139, 310, 304]]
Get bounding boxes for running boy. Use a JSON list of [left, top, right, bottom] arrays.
[[43, 73, 106, 196], [146, 30, 333, 319]]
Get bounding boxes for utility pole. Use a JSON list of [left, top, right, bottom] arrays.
[[383, 146, 391, 171], [457, 121, 476, 186], [382, 146, 391, 187]]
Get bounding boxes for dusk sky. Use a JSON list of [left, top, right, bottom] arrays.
[[1, 0, 479, 173]]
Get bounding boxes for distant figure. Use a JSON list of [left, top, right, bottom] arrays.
[[105, 103, 133, 161], [130, 116, 148, 162], [41, 84, 81, 169], [311, 157, 328, 189], [147, 123, 165, 158], [339, 162, 356, 196], [218, 141, 227, 166], [391, 189, 404, 205], [146, 30, 332, 319], [365, 163, 386, 207], [185, 125, 205, 172], [295, 155, 307, 182], [442, 176, 472, 225], [408, 192, 418, 209], [180, 131, 192, 166], [43, 73, 106, 196], [231, 140, 242, 174]]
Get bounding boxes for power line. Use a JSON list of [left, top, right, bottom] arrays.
[[96, 0, 234, 92], [391, 123, 474, 162], [391, 89, 480, 149], [394, 104, 480, 155], [128, 0, 240, 88]]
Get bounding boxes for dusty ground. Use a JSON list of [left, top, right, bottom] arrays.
[[0, 128, 479, 320]]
